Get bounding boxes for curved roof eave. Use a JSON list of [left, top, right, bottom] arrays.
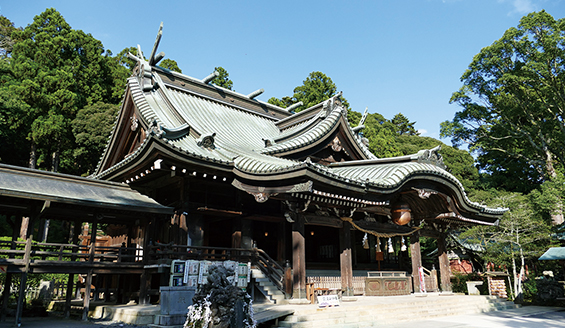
[[261, 97, 375, 160]]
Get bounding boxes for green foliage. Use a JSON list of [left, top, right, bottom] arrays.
[[442, 10, 565, 190], [71, 102, 119, 176], [159, 58, 182, 73], [8, 8, 120, 171], [211, 66, 233, 90], [461, 190, 556, 269], [0, 15, 20, 58], [450, 272, 486, 294], [396, 136, 480, 190], [268, 71, 350, 111], [0, 58, 30, 166], [390, 113, 418, 136], [292, 71, 339, 109]]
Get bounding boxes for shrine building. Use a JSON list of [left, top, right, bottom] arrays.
[[91, 26, 505, 300]]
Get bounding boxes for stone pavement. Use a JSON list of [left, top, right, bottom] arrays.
[[0, 304, 563, 327], [385, 306, 565, 328]]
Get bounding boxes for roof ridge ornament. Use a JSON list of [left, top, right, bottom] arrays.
[[197, 133, 217, 150], [415, 145, 446, 169], [286, 101, 303, 113], [352, 107, 369, 133], [127, 23, 165, 91], [247, 89, 264, 100], [148, 22, 164, 66], [202, 71, 219, 84]]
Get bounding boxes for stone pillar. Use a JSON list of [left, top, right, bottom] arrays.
[[410, 231, 422, 293], [340, 222, 354, 296], [437, 234, 452, 292], [292, 215, 306, 299]]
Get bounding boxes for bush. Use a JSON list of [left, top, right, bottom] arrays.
[[451, 272, 486, 294]]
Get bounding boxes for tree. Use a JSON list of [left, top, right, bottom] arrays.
[[396, 135, 480, 190], [441, 11, 565, 187], [71, 102, 119, 176], [10, 8, 117, 172], [293, 71, 338, 109], [211, 66, 233, 90], [268, 71, 350, 111], [0, 15, 19, 58], [441, 11, 565, 224], [460, 190, 556, 301], [391, 113, 419, 136], [159, 58, 182, 73]]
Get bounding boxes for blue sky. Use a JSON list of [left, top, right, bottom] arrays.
[[2, 0, 564, 142]]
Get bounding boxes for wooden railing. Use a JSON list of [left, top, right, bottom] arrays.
[[0, 240, 288, 296], [306, 276, 366, 295], [0, 240, 140, 263], [421, 266, 439, 292]]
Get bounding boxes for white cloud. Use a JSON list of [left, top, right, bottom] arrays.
[[418, 129, 428, 135]]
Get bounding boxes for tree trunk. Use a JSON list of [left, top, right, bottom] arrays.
[[546, 153, 564, 225], [29, 141, 37, 169], [52, 141, 61, 173], [512, 257, 519, 301]]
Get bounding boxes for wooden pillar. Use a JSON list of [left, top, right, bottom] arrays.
[[83, 222, 97, 321], [2, 215, 20, 321], [139, 219, 151, 305], [339, 222, 354, 296], [1, 273, 12, 322], [410, 231, 422, 293], [292, 215, 306, 299], [232, 218, 242, 248], [437, 234, 452, 292], [63, 274, 75, 318], [82, 270, 93, 321], [277, 221, 285, 262], [241, 219, 253, 250], [15, 233, 33, 326], [65, 220, 81, 318]]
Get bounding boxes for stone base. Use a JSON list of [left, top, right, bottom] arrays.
[[341, 296, 358, 302], [288, 298, 311, 305]]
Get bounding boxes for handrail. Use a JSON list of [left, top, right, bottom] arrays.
[[251, 248, 285, 294]]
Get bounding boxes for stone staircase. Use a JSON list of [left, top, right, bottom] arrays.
[[251, 267, 288, 305], [272, 294, 519, 328]]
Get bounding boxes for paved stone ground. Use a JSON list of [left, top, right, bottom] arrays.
[[1, 305, 564, 327], [0, 315, 148, 328], [385, 306, 565, 328]]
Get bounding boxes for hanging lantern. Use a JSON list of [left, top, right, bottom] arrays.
[[391, 200, 412, 225]]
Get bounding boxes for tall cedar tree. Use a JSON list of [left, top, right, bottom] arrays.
[[10, 8, 117, 172]]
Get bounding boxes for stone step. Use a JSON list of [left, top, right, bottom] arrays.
[[273, 296, 518, 328]]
